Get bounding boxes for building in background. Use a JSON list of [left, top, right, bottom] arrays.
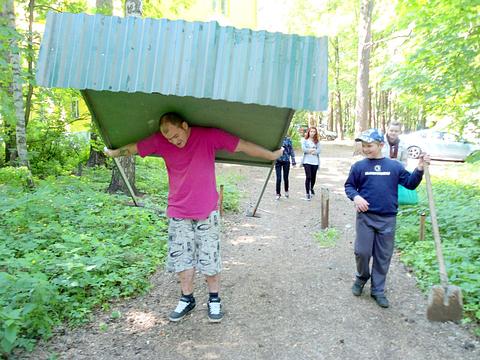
[[182, 0, 257, 29]]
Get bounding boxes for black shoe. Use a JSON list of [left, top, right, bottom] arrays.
[[352, 281, 365, 296], [169, 296, 196, 322], [371, 293, 389, 308], [208, 298, 224, 323]]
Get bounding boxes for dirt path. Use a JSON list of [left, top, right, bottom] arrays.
[[24, 142, 478, 360]]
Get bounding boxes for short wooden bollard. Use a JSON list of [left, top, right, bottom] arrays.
[[219, 184, 224, 217], [321, 187, 329, 229], [419, 212, 426, 241]]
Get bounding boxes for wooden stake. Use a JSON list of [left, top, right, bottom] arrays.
[[219, 184, 224, 217], [321, 187, 330, 229]]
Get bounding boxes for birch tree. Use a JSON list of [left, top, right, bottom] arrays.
[[4, 0, 30, 169]]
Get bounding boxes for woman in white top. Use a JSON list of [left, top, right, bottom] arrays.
[[301, 127, 321, 200], [382, 121, 408, 166]]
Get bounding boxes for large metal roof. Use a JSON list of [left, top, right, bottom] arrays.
[[36, 12, 328, 166]]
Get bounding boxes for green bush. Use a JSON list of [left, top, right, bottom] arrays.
[[396, 165, 480, 329], [0, 156, 241, 355]]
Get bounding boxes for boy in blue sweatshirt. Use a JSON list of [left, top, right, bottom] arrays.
[[344, 129, 430, 308]]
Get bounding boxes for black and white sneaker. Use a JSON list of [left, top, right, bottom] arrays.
[[168, 296, 196, 322], [208, 298, 223, 323]]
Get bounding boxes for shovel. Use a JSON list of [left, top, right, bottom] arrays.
[[424, 164, 463, 322]]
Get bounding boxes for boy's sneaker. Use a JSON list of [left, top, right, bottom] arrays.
[[371, 293, 389, 308], [168, 296, 196, 322], [311, 189, 315, 195], [352, 280, 365, 296], [275, 194, 281, 201], [306, 194, 311, 201], [208, 298, 223, 323], [285, 192, 289, 198]]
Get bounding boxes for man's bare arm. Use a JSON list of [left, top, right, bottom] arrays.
[[234, 139, 283, 161], [103, 143, 138, 158]]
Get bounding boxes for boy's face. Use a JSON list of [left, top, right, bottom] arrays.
[[387, 125, 401, 141], [362, 141, 384, 159], [161, 121, 190, 148]]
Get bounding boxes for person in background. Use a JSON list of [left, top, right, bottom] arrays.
[[344, 129, 430, 308], [382, 121, 408, 166], [104, 112, 283, 323], [275, 135, 296, 200], [301, 127, 321, 200]]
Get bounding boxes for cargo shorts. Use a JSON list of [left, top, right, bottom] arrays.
[[166, 210, 221, 276]]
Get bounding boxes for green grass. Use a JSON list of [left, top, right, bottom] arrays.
[[314, 228, 339, 248]]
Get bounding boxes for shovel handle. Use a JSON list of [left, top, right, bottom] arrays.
[[424, 165, 449, 287]]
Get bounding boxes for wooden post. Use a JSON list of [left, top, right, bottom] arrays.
[[419, 212, 426, 241], [321, 187, 330, 229], [219, 184, 224, 217]]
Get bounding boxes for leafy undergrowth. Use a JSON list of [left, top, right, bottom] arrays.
[[0, 157, 240, 354], [396, 162, 480, 334]]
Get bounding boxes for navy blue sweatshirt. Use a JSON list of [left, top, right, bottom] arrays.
[[344, 157, 424, 216]]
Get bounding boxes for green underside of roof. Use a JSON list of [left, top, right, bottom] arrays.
[[83, 90, 293, 167]]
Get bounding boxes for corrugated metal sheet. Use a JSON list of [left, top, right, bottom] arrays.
[[37, 12, 328, 111]]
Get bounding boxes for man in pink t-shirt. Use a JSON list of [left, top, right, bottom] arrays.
[[105, 112, 283, 323]]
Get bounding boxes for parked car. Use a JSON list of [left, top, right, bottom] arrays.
[[400, 129, 480, 161]]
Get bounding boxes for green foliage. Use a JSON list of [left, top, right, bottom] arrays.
[[396, 165, 480, 328], [0, 155, 241, 355], [0, 166, 32, 188], [385, 0, 480, 132], [314, 227, 339, 248], [465, 150, 480, 164], [217, 172, 243, 212], [0, 170, 169, 353], [143, 0, 195, 18]]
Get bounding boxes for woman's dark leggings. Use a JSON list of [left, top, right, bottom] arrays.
[[303, 164, 319, 194], [275, 160, 290, 195]]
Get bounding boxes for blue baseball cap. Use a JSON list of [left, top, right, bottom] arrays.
[[355, 129, 385, 143]]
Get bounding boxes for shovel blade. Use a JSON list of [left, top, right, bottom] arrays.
[[427, 285, 463, 322]]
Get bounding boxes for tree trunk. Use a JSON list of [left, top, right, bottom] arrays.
[[107, 0, 141, 194], [354, 0, 374, 136], [24, 0, 34, 128], [368, 87, 372, 128], [336, 91, 343, 140], [5, 0, 30, 169], [332, 37, 343, 140], [86, 132, 107, 167], [328, 93, 334, 131], [125, 0, 142, 17], [1, 3, 17, 163]]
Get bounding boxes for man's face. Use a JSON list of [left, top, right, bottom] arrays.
[[387, 125, 401, 141], [362, 141, 384, 159], [161, 122, 190, 148]]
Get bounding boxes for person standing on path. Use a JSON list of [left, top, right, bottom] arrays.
[[382, 120, 409, 166], [301, 127, 321, 200], [104, 112, 283, 323], [275, 135, 296, 200], [344, 129, 429, 308]]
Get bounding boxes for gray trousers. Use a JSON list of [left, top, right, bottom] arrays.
[[354, 212, 397, 295]]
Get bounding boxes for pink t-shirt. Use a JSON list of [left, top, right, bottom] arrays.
[[137, 127, 239, 219]]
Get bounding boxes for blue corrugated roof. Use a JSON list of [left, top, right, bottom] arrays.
[[37, 12, 328, 111]]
